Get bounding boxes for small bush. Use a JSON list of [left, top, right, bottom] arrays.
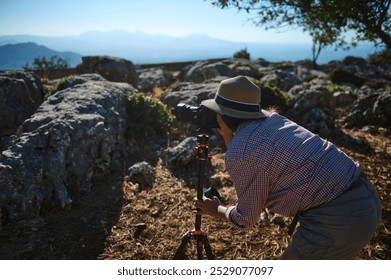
[[274, 62, 294, 70], [127, 93, 174, 139], [44, 76, 69, 99], [302, 74, 319, 82], [326, 84, 353, 94], [233, 48, 250, 60], [24, 55, 69, 80], [252, 80, 290, 113]]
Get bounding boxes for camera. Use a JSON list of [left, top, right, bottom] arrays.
[[174, 103, 219, 130], [204, 187, 222, 201]]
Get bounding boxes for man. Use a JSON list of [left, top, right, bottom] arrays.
[[193, 75, 382, 259]]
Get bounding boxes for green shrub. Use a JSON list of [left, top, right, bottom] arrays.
[[233, 48, 250, 60], [328, 68, 364, 87], [302, 74, 319, 82], [127, 93, 174, 139], [274, 62, 294, 70], [44, 76, 69, 99], [326, 84, 353, 94], [24, 55, 69, 80], [252, 80, 290, 113], [326, 84, 358, 99]]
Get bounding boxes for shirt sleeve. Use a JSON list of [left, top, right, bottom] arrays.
[[225, 157, 269, 229]]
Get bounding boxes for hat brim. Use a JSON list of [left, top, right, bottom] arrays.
[[201, 99, 267, 119]]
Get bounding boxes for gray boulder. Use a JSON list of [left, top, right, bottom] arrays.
[[128, 161, 156, 190], [53, 73, 107, 91], [179, 60, 235, 83], [0, 71, 44, 150], [161, 79, 221, 108], [261, 70, 302, 92], [160, 137, 197, 167], [344, 90, 391, 129], [299, 107, 335, 138], [288, 84, 333, 117], [286, 83, 335, 137], [76, 56, 138, 88], [331, 91, 356, 108], [0, 77, 137, 228], [137, 67, 175, 93]]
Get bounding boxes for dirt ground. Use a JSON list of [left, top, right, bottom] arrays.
[[0, 125, 390, 260]]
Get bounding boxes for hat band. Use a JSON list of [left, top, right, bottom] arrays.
[[215, 95, 261, 113]]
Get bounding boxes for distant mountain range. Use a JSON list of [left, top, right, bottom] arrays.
[[0, 42, 82, 70], [0, 30, 379, 70]]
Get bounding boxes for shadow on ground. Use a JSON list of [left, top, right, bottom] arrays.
[[0, 175, 124, 260]]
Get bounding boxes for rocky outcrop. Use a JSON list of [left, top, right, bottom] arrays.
[[1, 55, 390, 232], [261, 69, 302, 92], [344, 90, 391, 129], [137, 67, 175, 93], [53, 73, 107, 91], [76, 56, 138, 88], [178, 60, 236, 82], [0, 76, 137, 228], [160, 137, 198, 166], [161, 79, 222, 107], [159, 56, 390, 138], [0, 71, 44, 150]]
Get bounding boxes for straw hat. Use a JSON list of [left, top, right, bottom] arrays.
[[201, 75, 267, 119]]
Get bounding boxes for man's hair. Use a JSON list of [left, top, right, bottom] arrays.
[[222, 115, 262, 132], [221, 115, 243, 132], [221, 106, 277, 131]]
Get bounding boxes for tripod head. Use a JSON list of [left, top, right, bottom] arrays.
[[195, 134, 209, 160]]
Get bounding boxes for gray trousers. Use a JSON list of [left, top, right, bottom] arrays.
[[287, 170, 382, 259]]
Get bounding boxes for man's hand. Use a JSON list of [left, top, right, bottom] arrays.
[[194, 196, 227, 220]]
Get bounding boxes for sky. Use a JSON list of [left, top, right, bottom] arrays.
[[0, 0, 313, 43]]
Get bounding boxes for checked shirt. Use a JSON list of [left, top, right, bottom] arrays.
[[224, 113, 359, 229]]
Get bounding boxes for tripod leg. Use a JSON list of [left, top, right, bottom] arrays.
[[202, 234, 214, 260], [173, 134, 216, 260], [173, 232, 191, 260]]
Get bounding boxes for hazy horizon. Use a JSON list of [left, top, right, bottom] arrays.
[[1, 0, 383, 66], [0, 0, 317, 43], [0, 30, 380, 69]]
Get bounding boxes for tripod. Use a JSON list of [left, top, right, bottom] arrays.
[[173, 133, 214, 260]]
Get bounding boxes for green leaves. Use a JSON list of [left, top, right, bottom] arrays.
[[209, 0, 391, 65], [25, 55, 69, 71], [127, 93, 174, 140]]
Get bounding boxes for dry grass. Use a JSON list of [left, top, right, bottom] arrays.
[[98, 128, 391, 260], [0, 128, 389, 260]]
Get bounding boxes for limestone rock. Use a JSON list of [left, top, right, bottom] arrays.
[[0, 77, 137, 225], [77, 56, 138, 88]]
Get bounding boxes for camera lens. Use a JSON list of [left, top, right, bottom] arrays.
[[175, 103, 198, 123], [175, 103, 219, 130]]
